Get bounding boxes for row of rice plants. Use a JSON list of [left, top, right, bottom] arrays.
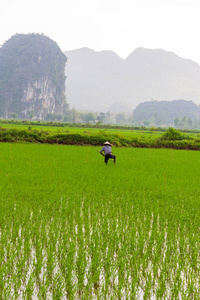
[[0, 143, 199, 299]]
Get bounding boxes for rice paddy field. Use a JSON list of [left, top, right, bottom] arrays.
[[0, 142, 200, 299], [0, 122, 164, 138], [2, 121, 200, 140]]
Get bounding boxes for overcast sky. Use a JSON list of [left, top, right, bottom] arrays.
[[1, 0, 200, 63]]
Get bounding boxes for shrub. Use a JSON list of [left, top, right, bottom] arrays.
[[160, 127, 188, 141]]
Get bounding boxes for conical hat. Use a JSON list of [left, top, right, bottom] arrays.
[[103, 141, 111, 146]]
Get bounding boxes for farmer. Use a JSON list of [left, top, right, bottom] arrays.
[[100, 141, 116, 164]]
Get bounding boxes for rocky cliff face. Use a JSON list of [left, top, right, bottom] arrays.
[[21, 79, 59, 119], [0, 33, 67, 119]]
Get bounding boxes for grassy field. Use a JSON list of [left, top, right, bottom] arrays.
[[1, 121, 200, 140], [0, 143, 200, 299], [0, 122, 164, 137]]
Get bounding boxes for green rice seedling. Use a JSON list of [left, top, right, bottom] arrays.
[[0, 143, 200, 298]]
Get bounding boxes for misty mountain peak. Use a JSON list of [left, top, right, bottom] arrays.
[[65, 47, 123, 65], [125, 47, 200, 71], [64, 47, 200, 112]]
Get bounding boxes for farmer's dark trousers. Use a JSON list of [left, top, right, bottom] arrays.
[[105, 153, 116, 164]]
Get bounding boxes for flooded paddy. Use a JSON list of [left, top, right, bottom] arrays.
[[0, 144, 199, 299]]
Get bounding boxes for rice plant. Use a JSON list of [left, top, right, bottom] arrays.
[[0, 143, 199, 299]]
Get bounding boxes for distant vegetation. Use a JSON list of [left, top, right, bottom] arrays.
[[1, 120, 200, 150], [9, 99, 199, 130]]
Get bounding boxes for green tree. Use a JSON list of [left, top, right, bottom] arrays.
[[161, 127, 182, 140], [116, 113, 126, 124], [46, 113, 54, 121], [27, 111, 35, 120], [9, 112, 18, 119], [154, 113, 161, 125], [188, 118, 193, 128], [54, 114, 62, 121], [105, 111, 111, 123], [174, 117, 179, 127], [97, 112, 105, 123], [143, 120, 150, 126], [181, 116, 187, 128], [83, 113, 95, 123]]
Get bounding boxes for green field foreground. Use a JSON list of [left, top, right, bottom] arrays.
[[0, 143, 200, 299]]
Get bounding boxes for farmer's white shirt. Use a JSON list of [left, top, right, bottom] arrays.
[[100, 145, 112, 155]]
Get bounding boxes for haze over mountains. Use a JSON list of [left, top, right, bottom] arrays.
[[65, 47, 200, 113], [1, 33, 200, 123]]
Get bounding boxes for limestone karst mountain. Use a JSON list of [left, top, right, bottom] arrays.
[[133, 99, 200, 125], [65, 47, 200, 113], [0, 33, 67, 119], [1, 36, 200, 120]]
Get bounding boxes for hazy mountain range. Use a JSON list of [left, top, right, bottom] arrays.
[[1, 34, 200, 122], [65, 47, 200, 113]]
